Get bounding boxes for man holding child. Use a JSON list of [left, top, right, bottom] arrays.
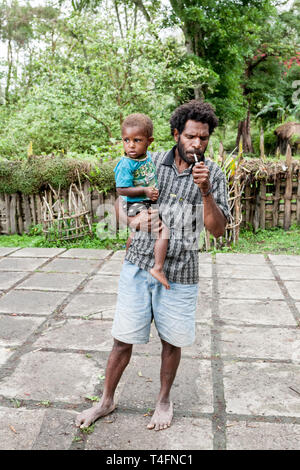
[[75, 100, 230, 431]]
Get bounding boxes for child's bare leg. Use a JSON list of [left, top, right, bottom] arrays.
[[150, 221, 170, 289], [126, 233, 134, 252]]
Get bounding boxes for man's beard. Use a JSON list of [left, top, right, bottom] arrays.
[[177, 137, 204, 164]]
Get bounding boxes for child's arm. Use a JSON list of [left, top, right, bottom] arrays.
[[117, 186, 159, 201]]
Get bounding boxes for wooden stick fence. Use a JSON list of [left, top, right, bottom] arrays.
[[0, 147, 299, 249]]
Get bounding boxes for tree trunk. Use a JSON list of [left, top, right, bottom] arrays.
[[5, 39, 13, 104], [236, 107, 254, 154]]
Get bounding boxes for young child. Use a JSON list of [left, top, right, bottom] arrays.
[[114, 113, 170, 290]]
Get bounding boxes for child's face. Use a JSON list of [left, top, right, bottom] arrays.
[[122, 126, 153, 158]]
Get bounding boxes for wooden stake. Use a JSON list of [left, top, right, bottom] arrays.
[[297, 171, 300, 225], [5, 194, 11, 234], [260, 181, 266, 230], [284, 144, 292, 230], [273, 179, 281, 228]]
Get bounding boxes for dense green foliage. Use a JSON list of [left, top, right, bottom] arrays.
[[0, 0, 299, 161], [0, 154, 116, 194]]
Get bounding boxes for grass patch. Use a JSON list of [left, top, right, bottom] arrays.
[[0, 223, 129, 251], [0, 224, 299, 255], [214, 224, 300, 255]]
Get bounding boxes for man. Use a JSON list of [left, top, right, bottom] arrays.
[[75, 100, 230, 431]]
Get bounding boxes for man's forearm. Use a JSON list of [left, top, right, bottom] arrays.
[[115, 196, 160, 234], [202, 194, 227, 238]]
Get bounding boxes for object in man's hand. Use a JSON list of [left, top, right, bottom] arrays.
[[194, 153, 205, 163]]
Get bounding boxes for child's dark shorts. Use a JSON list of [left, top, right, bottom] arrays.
[[122, 199, 156, 217]]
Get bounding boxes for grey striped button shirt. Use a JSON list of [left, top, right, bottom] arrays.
[[125, 146, 230, 284]]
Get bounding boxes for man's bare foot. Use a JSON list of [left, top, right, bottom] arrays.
[[150, 268, 170, 289], [147, 401, 173, 431], [75, 400, 116, 429]]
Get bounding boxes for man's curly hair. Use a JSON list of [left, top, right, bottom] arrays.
[[170, 100, 218, 136]]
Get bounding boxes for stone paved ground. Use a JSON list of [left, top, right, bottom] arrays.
[[0, 247, 299, 450]]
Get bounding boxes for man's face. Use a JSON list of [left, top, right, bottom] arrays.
[[122, 126, 153, 158], [174, 120, 210, 164]]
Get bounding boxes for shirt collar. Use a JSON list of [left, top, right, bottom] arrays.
[[162, 145, 177, 166], [162, 145, 194, 174]]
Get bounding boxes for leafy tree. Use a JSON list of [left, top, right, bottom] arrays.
[[0, 0, 60, 103], [0, 6, 211, 157], [69, 0, 298, 153]]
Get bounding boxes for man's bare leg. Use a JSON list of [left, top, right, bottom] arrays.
[[147, 339, 181, 431], [75, 339, 132, 429]]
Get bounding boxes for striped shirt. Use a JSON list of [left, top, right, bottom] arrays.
[[125, 146, 230, 284]]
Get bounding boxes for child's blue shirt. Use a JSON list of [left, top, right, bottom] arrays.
[[113, 152, 158, 202]]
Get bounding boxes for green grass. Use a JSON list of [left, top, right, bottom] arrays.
[[214, 223, 300, 255], [0, 223, 299, 255], [0, 223, 129, 251]]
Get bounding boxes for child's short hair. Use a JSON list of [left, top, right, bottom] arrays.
[[121, 113, 153, 138]]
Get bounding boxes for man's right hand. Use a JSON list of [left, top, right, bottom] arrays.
[[144, 187, 159, 201], [129, 208, 161, 235]]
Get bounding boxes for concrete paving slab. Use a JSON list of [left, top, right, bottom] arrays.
[[197, 278, 212, 304], [217, 279, 284, 300], [0, 257, 48, 271], [118, 356, 213, 414], [0, 315, 45, 346], [9, 248, 66, 258], [85, 412, 213, 450], [0, 290, 68, 315], [110, 250, 126, 261], [195, 298, 211, 323], [0, 346, 14, 366], [198, 253, 213, 264], [198, 264, 212, 278], [283, 281, 300, 300], [0, 351, 102, 403], [273, 266, 300, 280], [39, 258, 100, 274], [0, 406, 46, 450], [1, 249, 300, 450], [186, 324, 211, 358], [35, 319, 114, 351], [220, 325, 300, 361], [217, 264, 275, 280], [59, 249, 112, 259], [218, 299, 297, 326], [32, 409, 77, 450], [216, 253, 267, 265], [62, 293, 117, 319], [97, 260, 124, 276], [226, 421, 300, 450], [16, 272, 86, 292], [269, 255, 300, 266], [0, 271, 28, 290], [223, 362, 300, 417], [226, 420, 300, 450], [83, 275, 119, 294], [0, 247, 20, 256]]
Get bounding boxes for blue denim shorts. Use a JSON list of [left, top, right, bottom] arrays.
[[111, 260, 199, 347]]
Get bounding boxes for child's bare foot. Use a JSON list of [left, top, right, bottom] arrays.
[[75, 399, 116, 429], [147, 401, 173, 431], [150, 267, 170, 289]]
